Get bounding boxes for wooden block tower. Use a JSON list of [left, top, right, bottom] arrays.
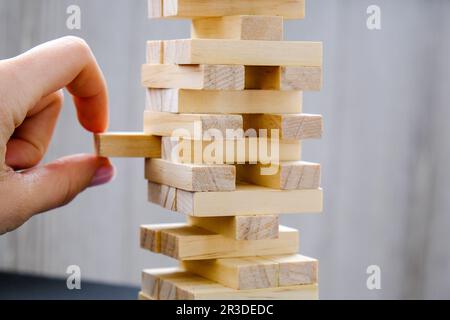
[[95, 0, 323, 300]]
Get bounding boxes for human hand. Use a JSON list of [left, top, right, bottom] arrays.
[[0, 37, 114, 235]]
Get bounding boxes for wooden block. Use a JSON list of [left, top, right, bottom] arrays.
[[138, 291, 155, 300], [145, 158, 236, 192], [187, 215, 279, 240], [143, 111, 243, 138], [182, 254, 318, 290], [163, 39, 323, 67], [175, 184, 323, 216], [192, 16, 283, 41], [94, 132, 161, 158], [237, 161, 321, 190], [148, 182, 177, 211], [161, 137, 302, 164], [245, 66, 322, 91], [146, 40, 163, 64], [149, 0, 305, 19], [265, 255, 319, 286], [140, 224, 299, 260], [142, 268, 318, 300], [141, 267, 188, 300], [142, 64, 244, 90], [146, 89, 302, 114], [243, 113, 323, 140]]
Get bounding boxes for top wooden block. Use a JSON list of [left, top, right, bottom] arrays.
[[149, 0, 305, 19]]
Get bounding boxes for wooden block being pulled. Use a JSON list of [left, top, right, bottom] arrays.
[[162, 137, 302, 164], [141, 268, 318, 300], [148, 0, 305, 19], [182, 254, 318, 290], [94, 132, 161, 158], [140, 224, 298, 260], [143, 111, 243, 138], [163, 39, 323, 67], [146, 40, 163, 64], [147, 182, 322, 216], [237, 161, 321, 190], [145, 158, 236, 192], [142, 64, 244, 90], [245, 66, 322, 91], [146, 89, 302, 114], [243, 114, 323, 140], [187, 215, 279, 240], [192, 16, 283, 41]]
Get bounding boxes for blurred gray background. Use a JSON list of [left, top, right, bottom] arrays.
[[1, 0, 449, 299]]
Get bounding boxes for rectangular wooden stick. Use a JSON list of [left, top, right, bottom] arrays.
[[94, 132, 161, 158], [140, 224, 299, 260]]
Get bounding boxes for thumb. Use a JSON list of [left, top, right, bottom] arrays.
[[15, 154, 114, 216]]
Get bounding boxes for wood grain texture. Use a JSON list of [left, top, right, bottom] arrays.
[[142, 64, 244, 90], [146, 40, 163, 63], [148, 182, 177, 211], [174, 183, 323, 216], [94, 132, 161, 158], [140, 224, 299, 260], [163, 39, 323, 67], [245, 66, 322, 91], [243, 113, 323, 140], [237, 161, 321, 190], [192, 16, 283, 41], [148, 0, 305, 19], [187, 215, 279, 240], [146, 89, 302, 114], [161, 137, 302, 164], [143, 111, 243, 138], [141, 268, 318, 300], [182, 254, 318, 290], [145, 158, 236, 191]]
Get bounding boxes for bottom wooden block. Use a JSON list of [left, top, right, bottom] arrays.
[[142, 268, 318, 300]]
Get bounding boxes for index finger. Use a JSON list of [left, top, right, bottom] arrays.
[[3, 36, 108, 133]]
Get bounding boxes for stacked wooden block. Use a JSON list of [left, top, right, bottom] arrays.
[[95, 0, 323, 300]]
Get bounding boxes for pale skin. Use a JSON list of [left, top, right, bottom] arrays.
[[0, 37, 115, 235]]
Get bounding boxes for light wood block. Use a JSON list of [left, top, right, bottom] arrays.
[[142, 268, 318, 300], [148, 0, 305, 19], [148, 183, 177, 211], [142, 64, 244, 90], [140, 224, 299, 260], [163, 39, 323, 67], [187, 215, 279, 240], [143, 111, 243, 138], [94, 132, 161, 158], [245, 66, 322, 91], [175, 184, 323, 216], [146, 40, 163, 64], [192, 16, 283, 41], [146, 89, 302, 114], [161, 137, 302, 164], [145, 158, 236, 192], [243, 114, 323, 140], [138, 291, 155, 300], [182, 254, 318, 290], [237, 161, 321, 190]]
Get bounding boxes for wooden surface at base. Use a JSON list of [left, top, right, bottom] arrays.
[[192, 16, 283, 41], [182, 254, 318, 290], [94, 132, 161, 158], [141, 268, 318, 300], [237, 161, 321, 190], [174, 184, 324, 216], [146, 89, 302, 114], [245, 66, 322, 91], [148, 0, 305, 19], [143, 111, 243, 138], [145, 158, 236, 192], [243, 113, 323, 140], [161, 137, 302, 164], [140, 224, 299, 260], [163, 39, 322, 67], [142, 64, 245, 90], [187, 215, 279, 240]]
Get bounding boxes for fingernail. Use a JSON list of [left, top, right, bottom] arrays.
[[89, 165, 115, 188]]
